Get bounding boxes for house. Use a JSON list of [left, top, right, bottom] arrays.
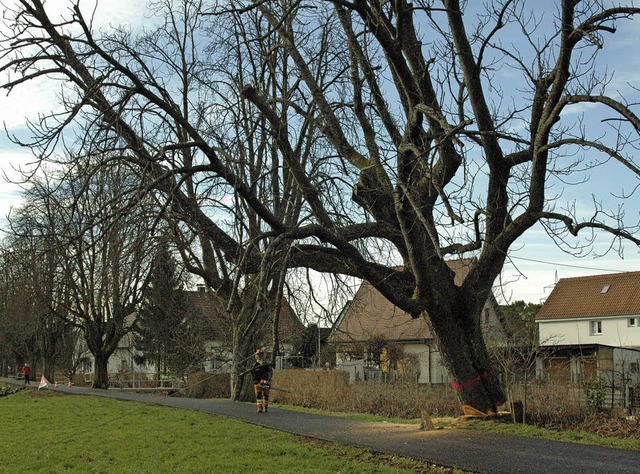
[[184, 288, 305, 371], [83, 288, 305, 381], [328, 259, 508, 384], [535, 271, 640, 408], [106, 313, 151, 375]]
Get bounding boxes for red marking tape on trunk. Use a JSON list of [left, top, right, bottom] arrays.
[[450, 368, 496, 391]]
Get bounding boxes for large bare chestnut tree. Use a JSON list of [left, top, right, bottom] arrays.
[[2, 0, 639, 411]]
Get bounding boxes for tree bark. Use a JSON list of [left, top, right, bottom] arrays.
[[92, 352, 110, 390], [426, 287, 506, 412]]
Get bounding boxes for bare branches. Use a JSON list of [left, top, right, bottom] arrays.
[[540, 211, 640, 246]]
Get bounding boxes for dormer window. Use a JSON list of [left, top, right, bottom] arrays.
[[600, 284, 611, 294]]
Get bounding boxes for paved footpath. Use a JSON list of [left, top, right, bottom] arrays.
[[4, 380, 640, 473]]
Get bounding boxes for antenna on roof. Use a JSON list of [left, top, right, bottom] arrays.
[[543, 270, 558, 294]]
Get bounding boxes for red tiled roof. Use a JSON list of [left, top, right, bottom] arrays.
[[183, 290, 304, 343], [535, 271, 640, 320], [330, 259, 475, 343]]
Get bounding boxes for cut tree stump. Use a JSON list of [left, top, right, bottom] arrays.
[[420, 410, 436, 431]]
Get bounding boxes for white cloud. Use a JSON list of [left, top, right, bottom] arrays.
[[0, 80, 62, 131]]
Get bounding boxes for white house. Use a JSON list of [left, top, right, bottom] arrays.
[[329, 259, 509, 384], [81, 288, 305, 385], [535, 271, 640, 409]]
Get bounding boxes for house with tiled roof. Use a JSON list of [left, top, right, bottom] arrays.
[[83, 287, 304, 383], [329, 259, 509, 384], [183, 287, 305, 372], [535, 271, 640, 408]]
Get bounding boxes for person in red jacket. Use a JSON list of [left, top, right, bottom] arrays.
[[251, 349, 273, 413], [22, 363, 30, 385]]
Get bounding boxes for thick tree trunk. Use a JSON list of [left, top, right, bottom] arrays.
[[92, 352, 110, 389], [41, 359, 55, 382], [231, 340, 255, 402], [428, 292, 506, 413]]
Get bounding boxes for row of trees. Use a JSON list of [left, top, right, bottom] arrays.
[[0, 160, 205, 387], [1, 0, 639, 412]]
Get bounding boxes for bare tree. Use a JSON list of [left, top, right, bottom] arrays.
[[14, 160, 157, 389], [2, 0, 639, 411], [1, 190, 77, 382], [0, 242, 39, 376]]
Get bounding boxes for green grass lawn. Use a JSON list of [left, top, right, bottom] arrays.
[[0, 389, 451, 474]]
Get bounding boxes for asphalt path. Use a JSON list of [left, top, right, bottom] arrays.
[[4, 380, 639, 473]]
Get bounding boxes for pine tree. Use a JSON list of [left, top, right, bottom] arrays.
[[135, 241, 199, 378]]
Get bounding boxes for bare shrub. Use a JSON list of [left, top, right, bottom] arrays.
[[580, 414, 640, 440], [510, 381, 640, 438], [271, 369, 460, 418], [184, 372, 230, 399], [513, 381, 590, 428]]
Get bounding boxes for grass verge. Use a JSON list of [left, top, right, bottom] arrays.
[[464, 419, 640, 451], [0, 388, 460, 473], [273, 404, 640, 451]]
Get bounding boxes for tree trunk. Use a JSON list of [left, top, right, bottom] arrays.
[[41, 358, 55, 382], [40, 334, 58, 382], [92, 352, 110, 389], [428, 295, 506, 413], [230, 339, 254, 402], [230, 349, 242, 401]]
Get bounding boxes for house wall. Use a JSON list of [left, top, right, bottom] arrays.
[[425, 347, 452, 385], [334, 342, 454, 385], [403, 343, 432, 384], [102, 347, 156, 377], [538, 315, 640, 347]]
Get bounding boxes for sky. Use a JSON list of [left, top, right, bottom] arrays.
[[0, 0, 638, 306]]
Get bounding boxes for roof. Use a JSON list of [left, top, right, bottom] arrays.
[[183, 289, 304, 343], [330, 259, 475, 343], [535, 271, 640, 320]]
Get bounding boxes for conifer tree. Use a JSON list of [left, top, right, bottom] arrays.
[[136, 241, 202, 378]]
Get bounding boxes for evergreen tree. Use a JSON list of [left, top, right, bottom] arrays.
[[135, 242, 201, 378]]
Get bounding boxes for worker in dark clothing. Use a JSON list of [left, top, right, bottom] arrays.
[[251, 349, 273, 413]]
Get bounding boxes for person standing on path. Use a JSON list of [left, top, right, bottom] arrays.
[[22, 363, 30, 384], [251, 349, 273, 413]]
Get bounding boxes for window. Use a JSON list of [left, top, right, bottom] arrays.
[[629, 318, 637, 327], [590, 320, 602, 335]]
